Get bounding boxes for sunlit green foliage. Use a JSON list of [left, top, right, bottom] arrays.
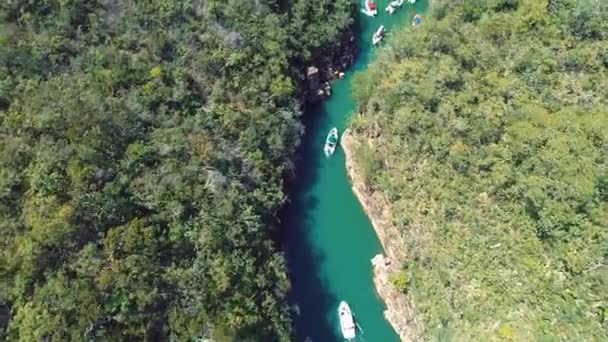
[[389, 271, 409, 293], [0, 0, 353, 340], [352, 0, 607, 340]]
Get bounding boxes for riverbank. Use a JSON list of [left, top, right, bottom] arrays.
[[283, 2, 427, 340], [341, 129, 422, 341]]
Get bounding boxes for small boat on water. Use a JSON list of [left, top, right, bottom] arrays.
[[324, 128, 339, 157], [385, 4, 395, 14], [372, 25, 385, 46], [409, 0, 416, 3], [338, 301, 356, 340], [386, 0, 404, 14], [412, 14, 422, 26], [361, 0, 377, 17], [392, 0, 405, 8]]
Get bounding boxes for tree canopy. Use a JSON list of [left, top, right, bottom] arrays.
[[351, 0, 607, 340], [0, 0, 353, 340]]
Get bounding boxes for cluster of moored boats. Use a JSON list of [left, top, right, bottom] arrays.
[[325, 1, 423, 159], [362, 0, 422, 47]]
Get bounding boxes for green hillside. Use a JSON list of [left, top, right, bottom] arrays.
[[0, 0, 353, 340], [351, 0, 607, 340]]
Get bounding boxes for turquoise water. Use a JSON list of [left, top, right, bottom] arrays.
[[283, 1, 428, 341]]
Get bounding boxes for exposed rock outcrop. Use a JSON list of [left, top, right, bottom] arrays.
[[305, 27, 357, 102], [306, 66, 321, 94]]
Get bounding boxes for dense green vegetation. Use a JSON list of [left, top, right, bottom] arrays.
[[352, 0, 607, 340], [0, 0, 353, 340]]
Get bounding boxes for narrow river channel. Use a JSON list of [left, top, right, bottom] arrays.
[[283, 1, 428, 341]]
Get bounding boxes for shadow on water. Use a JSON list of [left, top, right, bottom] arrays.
[[280, 2, 431, 341], [280, 101, 340, 342], [280, 5, 369, 341]]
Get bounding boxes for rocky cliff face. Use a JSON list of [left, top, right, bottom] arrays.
[[341, 129, 422, 342], [305, 27, 357, 102]]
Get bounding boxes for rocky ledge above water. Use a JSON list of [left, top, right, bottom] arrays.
[[341, 129, 422, 342], [304, 27, 356, 102]]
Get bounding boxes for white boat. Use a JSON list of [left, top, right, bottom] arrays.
[[391, 0, 405, 8], [338, 301, 356, 340], [412, 14, 422, 26], [387, 0, 404, 14], [372, 25, 385, 46], [409, 0, 416, 3], [385, 4, 395, 14], [361, 0, 378, 17], [324, 128, 339, 157]]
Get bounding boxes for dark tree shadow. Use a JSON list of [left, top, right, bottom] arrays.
[[279, 101, 341, 342], [279, 5, 384, 340]]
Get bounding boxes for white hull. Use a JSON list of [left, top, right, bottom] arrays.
[[338, 301, 356, 340], [361, 8, 377, 17], [324, 128, 339, 157], [372, 25, 385, 46], [389, 0, 404, 9], [362, 1, 377, 17]]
